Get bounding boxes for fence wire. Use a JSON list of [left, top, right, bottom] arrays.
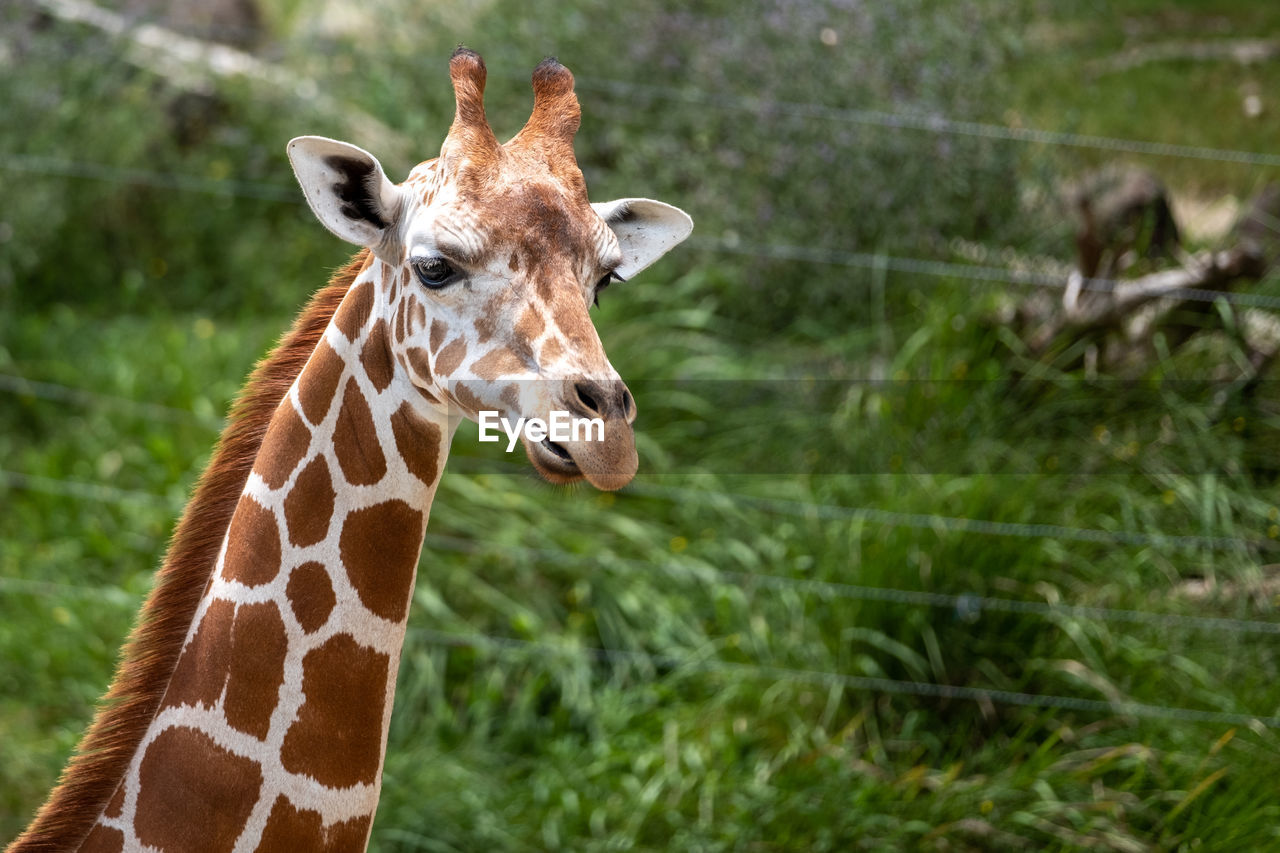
[[4, 558, 1273, 729], [3, 466, 1277, 638], [690, 237, 1280, 311], [6, 8, 1280, 744], [6, 151, 1278, 312], [412, 627, 1280, 729], [421, 534, 1280, 637], [2, 365, 1272, 554], [625, 482, 1261, 553], [575, 77, 1280, 169]]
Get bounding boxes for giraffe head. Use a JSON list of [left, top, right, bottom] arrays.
[[287, 49, 691, 491]]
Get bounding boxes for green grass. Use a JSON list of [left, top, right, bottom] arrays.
[[5, 0, 1280, 849]]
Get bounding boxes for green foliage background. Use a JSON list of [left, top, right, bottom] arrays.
[[4, 0, 1280, 849]]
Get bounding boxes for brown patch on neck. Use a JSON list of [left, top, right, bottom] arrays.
[[280, 635, 391, 788], [283, 456, 336, 548], [79, 822, 123, 852], [134, 727, 263, 852], [339, 499, 423, 622], [334, 276, 375, 341], [257, 795, 372, 852], [8, 250, 368, 853], [285, 562, 335, 635], [360, 319, 395, 393], [390, 402, 442, 487], [253, 405, 312, 489], [158, 597, 288, 740], [333, 377, 388, 486], [162, 597, 234, 713], [222, 601, 288, 740], [220, 495, 283, 587], [296, 339, 346, 427]]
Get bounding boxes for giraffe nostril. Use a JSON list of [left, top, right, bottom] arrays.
[[621, 387, 635, 419], [574, 382, 600, 416]]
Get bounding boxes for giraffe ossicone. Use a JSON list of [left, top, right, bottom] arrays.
[[11, 47, 690, 853]]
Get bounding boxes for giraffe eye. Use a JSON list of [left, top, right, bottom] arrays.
[[412, 257, 458, 289], [592, 270, 623, 307]]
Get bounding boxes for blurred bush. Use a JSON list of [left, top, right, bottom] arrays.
[[1, 0, 1038, 332], [9, 2, 1280, 849]]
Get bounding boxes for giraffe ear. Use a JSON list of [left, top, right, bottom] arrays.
[[287, 136, 404, 250], [592, 199, 693, 279]]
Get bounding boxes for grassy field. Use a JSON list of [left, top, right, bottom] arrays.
[[4, 0, 1280, 849]]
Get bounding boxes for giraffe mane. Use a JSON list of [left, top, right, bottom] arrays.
[[8, 250, 370, 853]]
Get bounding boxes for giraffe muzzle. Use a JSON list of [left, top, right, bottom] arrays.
[[522, 378, 638, 491]]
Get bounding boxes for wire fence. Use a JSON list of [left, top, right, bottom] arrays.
[[2, 370, 1269, 554], [6, 9, 1280, 739], [4, 460, 1277, 637], [0, 459, 1263, 620], [0, 372, 225, 428], [21, 0, 1280, 181], [8, 319, 1277, 731], [411, 627, 1280, 729], [420, 533, 1280, 636], [4, 462, 1279, 729], [574, 76, 1280, 169], [12, 0, 1280, 171], [690, 237, 1280, 311], [6, 151, 1278, 312], [625, 481, 1266, 553], [3, 18, 1279, 315], [4, 161, 1278, 330], [4, 544, 1274, 729], [3, 153, 301, 203]]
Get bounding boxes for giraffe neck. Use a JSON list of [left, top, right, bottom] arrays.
[[82, 264, 455, 852]]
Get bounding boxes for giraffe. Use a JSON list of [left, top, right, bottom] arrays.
[[10, 48, 691, 853]]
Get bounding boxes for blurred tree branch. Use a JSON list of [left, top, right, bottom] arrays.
[[1009, 178, 1280, 381], [32, 0, 411, 162]]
